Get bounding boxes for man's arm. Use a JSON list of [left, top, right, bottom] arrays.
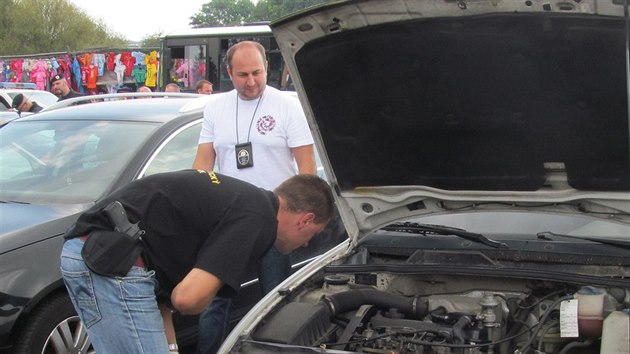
[[171, 268, 223, 315], [192, 143, 216, 171], [291, 144, 317, 175]]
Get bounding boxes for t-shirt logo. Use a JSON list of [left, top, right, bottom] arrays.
[[257, 115, 276, 135]]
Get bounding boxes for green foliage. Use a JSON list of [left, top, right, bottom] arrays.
[[0, 0, 332, 56], [190, 0, 330, 28], [190, 0, 255, 27], [0, 0, 128, 56], [141, 31, 164, 48]]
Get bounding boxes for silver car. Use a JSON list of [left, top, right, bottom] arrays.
[[220, 0, 630, 353]]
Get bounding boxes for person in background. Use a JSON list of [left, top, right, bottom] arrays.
[[60, 170, 334, 354], [11, 93, 43, 113], [50, 74, 83, 101], [196, 80, 213, 95], [137, 85, 152, 93], [136, 85, 153, 99], [165, 83, 181, 92], [192, 40, 317, 354]]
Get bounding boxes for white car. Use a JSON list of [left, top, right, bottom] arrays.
[[0, 87, 58, 125], [220, 0, 630, 353]]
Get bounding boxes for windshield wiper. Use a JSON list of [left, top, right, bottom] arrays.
[[537, 231, 630, 250], [0, 199, 30, 204], [382, 222, 508, 249]]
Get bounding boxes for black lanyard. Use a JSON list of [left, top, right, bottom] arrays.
[[235, 92, 263, 144]]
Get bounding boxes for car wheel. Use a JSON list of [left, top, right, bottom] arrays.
[[12, 293, 94, 354]]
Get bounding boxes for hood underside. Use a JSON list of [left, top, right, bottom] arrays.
[[272, 0, 630, 233]]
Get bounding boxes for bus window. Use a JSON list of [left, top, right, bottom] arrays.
[[167, 45, 209, 91]]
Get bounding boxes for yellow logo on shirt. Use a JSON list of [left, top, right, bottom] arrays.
[[197, 170, 221, 185]]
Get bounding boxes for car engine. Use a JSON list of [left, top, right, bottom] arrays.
[[248, 273, 629, 354]]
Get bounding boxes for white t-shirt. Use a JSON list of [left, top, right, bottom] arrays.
[[199, 86, 314, 190]]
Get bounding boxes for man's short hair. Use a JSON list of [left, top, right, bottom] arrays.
[[225, 41, 267, 69], [164, 83, 181, 92], [274, 175, 334, 224], [195, 80, 213, 91]]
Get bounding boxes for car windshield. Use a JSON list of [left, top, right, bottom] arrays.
[[0, 120, 157, 204]]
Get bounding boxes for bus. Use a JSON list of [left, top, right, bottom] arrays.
[[159, 25, 289, 92]]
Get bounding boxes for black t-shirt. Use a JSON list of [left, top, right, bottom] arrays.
[[29, 102, 43, 112], [65, 169, 278, 297], [58, 90, 83, 101]]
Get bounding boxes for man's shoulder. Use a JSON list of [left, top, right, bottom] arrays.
[[265, 86, 299, 104], [30, 102, 43, 112], [59, 91, 83, 101], [203, 90, 236, 115]]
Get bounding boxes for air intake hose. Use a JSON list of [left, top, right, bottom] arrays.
[[323, 289, 428, 319]]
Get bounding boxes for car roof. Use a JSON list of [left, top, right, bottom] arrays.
[[15, 95, 207, 124]]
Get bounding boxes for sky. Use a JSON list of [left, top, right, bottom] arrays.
[[67, 0, 209, 42]]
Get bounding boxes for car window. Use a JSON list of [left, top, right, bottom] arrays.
[[143, 122, 201, 176], [19, 91, 58, 107], [0, 120, 158, 203]]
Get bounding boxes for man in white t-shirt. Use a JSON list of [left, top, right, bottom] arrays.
[[192, 40, 316, 354]]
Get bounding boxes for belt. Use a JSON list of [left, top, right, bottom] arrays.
[[79, 234, 145, 268]]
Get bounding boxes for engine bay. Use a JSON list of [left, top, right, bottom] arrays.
[[244, 272, 630, 354]]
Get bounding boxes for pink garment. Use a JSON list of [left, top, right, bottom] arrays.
[[175, 61, 190, 87], [56, 58, 71, 85], [10, 60, 24, 82], [31, 69, 47, 90]]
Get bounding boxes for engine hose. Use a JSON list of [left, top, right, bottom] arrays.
[[323, 289, 428, 319], [451, 315, 474, 354], [558, 339, 594, 354]]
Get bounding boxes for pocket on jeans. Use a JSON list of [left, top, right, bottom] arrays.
[[120, 269, 157, 300], [60, 257, 101, 328]]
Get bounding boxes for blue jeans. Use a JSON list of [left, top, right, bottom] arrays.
[[197, 244, 290, 353], [196, 297, 231, 354], [60, 238, 169, 353], [258, 244, 291, 295]]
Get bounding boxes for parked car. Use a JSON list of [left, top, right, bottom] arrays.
[[220, 1, 630, 353], [0, 87, 58, 111], [0, 93, 345, 354], [0, 87, 58, 126]]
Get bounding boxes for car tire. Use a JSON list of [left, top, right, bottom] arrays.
[[12, 293, 94, 354]]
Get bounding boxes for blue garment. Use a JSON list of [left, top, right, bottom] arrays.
[[258, 245, 291, 294], [72, 57, 83, 94], [197, 297, 232, 354], [93, 54, 106, 76], [197, 244, 290, 353], [60, 238, 169, 353]]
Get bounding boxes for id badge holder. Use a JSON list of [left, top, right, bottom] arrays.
[[235, 142, 254, 169]]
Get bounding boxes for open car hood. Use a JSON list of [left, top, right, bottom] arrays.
[[271, 0, 630, 241]]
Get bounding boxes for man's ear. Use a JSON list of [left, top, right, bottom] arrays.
[[299, 212, 315, 227]]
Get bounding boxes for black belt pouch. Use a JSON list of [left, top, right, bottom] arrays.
[[81, 230, 142, 277]]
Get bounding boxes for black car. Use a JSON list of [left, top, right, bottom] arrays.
[[0, 94, 345, 353]]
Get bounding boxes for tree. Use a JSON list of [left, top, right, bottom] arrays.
[[141, 31, 164, 48], [255, 0, 329, 21], [0, 0, 127, 56], [189, 0, 329, 28], [190, 0, 255, 27]]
